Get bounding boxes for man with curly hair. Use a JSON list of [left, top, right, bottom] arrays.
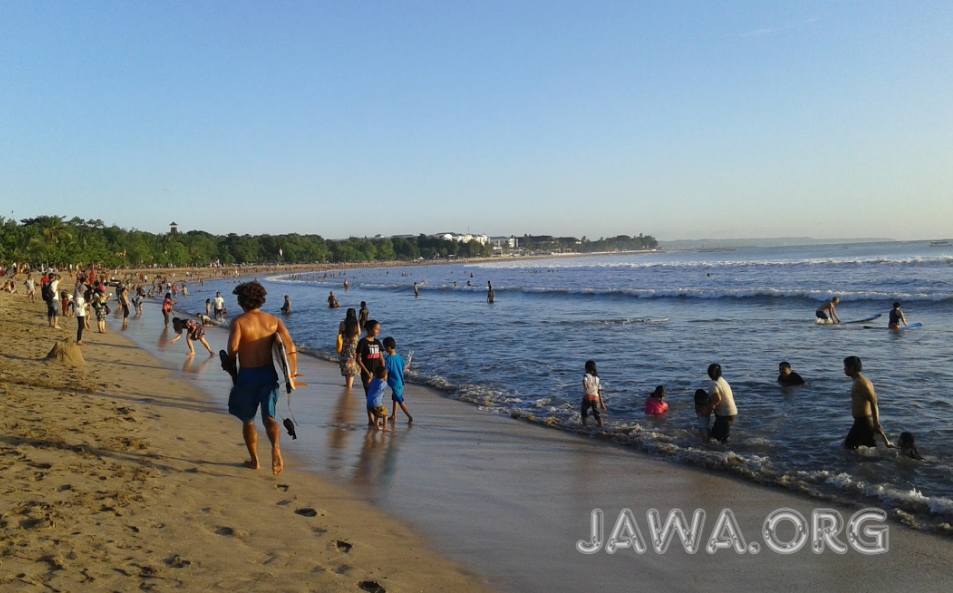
[[226, 281, 298, 475]]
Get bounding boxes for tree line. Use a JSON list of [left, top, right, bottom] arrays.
[[520, 234, 658, 252], [0, 216, 494, 268]]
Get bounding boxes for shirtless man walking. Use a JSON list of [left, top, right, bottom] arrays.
[[226, 282, 298, 475], [843, 356, 890, 449]]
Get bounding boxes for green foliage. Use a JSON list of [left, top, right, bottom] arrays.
[[520, 233, 658, 253], [0, 217, 496, 267]]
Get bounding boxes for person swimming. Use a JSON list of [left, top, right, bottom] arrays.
[[896, 431, 923, 460]]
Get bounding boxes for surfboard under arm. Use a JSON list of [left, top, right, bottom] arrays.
[[272, 334, 295, 394]]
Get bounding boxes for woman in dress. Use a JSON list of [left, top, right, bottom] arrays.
[[170, 317, 214, 356], [338, 313, 361, 389]]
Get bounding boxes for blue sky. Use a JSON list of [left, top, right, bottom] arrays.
[[1, 1, 950, 240]]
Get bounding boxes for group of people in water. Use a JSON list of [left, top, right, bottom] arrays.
[[334, 302, 414, 430], [815, 296, 911, 329], [578, 297, 924, 461]]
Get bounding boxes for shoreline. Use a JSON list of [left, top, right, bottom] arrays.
[[112, 295, 953, 593], [0, 289, 496, 592]]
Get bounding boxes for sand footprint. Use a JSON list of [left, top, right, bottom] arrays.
[[358, 580, 387, 593], [294, 508, 318, 517], [164, 555, 191, 568], [335, 540, 352, 553]]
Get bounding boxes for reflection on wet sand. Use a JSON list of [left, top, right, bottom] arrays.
[[353, 428, 393, 494], [183, 353, 214, 374], [328, 389, 356, 452], [157, 327, 170, 350]]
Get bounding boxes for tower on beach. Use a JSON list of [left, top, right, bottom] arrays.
[[169, 221, 178, 235]]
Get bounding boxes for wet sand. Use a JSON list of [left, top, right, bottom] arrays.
[[118, 299, 953, 593]]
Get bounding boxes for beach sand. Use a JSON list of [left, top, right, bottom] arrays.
[[0, 290, 494, 592]]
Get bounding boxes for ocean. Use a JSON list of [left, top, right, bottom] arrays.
[[193, 240, 953, 529]]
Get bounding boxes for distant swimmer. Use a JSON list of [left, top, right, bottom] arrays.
[[281, 295, 291, 315], [328, 291, 340, 308], [487, 281, 495, 304], [343, 279, 349, 289], [777, 361, 806, 386], [413, 282, 419, 298], [816, 297, 841, 324], [888, 301, 907, 329], [843, 356, 891, 449]]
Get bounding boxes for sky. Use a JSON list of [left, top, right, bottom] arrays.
[[1, 1, 951, 241]]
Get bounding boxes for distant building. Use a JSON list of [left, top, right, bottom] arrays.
[[431, 232, 488, 245], [169, 221, 179, 235], [490, 236, 519, 250]]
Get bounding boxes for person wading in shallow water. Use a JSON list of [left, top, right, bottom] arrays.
[[226, 282, 298, 476], [843, 356, 891, 450]]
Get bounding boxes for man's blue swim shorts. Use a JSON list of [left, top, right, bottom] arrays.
[[228, 366, 280, 423]]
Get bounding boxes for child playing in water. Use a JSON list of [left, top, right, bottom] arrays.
[[897, 431, 924, 460], [644, 385, 668, 415], [694, 389, 711, 444], [365, 366, 391, 431], [581, 360, 606, 428], [383, 336, 413, 423]]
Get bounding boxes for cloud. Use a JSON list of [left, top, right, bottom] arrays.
[[741, 18, 819, 38]]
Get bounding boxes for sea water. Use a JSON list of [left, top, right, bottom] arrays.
[[204, 241, 953, 528]]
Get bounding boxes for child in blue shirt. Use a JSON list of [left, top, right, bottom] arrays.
[[383, 337, 413, 423], [366, 366, 390, 431]]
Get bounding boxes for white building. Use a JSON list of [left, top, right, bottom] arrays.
[[431, 232, 488, 245], [490, 236, 519, 250]]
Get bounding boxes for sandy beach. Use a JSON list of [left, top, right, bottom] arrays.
[[0, 288, 494, 592]]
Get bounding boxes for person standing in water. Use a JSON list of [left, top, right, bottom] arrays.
[[358, 301, 369, 330], [280, 295, 291, 315], [888, 302, 907, 329], [413, 282, 419, 298], [706, 363, 737, 443], [843, 356, 891, 450], [581, 360, 606, 428], [356, 320, 384, 395], [338, 313, 361, 389], [225, 282, 298, 476], [487, 281, 495, 304]]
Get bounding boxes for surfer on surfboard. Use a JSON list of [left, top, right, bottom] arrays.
[[816, 297, 841, 324]]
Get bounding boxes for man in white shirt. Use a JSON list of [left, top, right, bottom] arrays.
[[214, 292, 226, 320]]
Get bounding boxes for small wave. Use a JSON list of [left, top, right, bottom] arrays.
[[469, 255, 953, 272], [296, 345, 953, 533], [348, 283, 953, 303]]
